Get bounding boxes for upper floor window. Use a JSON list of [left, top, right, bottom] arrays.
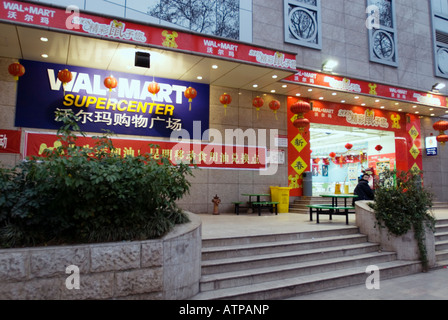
[[367, 0, 398, 67], [431, 0, 448, 78], [284, 0, 322, 49]]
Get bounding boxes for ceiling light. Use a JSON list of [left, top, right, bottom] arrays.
[[296, 93, 301, 97], [332, 92, 337, 96], [413, 105, 417, 108], [272, 75, 278, 79], [322, 59, 338, 72], [375, 99, 380, 102], [197, 76, 203, 80], [212, 65, 218, 69], [380, 106, 385, 109], [361, 103, 366, 106], [432, 83, 445, 92], [41, 54, 48, 58], [271, 90, 276, 93], [282, 84, 288, 88], [40, 37, 48, 42], [398, 109, 403, 111], [354, 96, 359, 99], [415, 111, 420, 114], [308, 88, 313, 92], [431, 114, 435, 116], [253, 84, 258, 88], [319, 97, 324, 100], [341, 100, 346, 103]]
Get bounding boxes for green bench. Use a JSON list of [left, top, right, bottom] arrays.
[[306, 204, 355, 225], [232, 201, 248, 215], [252, 201, 279, 216]]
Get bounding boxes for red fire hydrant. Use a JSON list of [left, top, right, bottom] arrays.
[[212, 194, 221, 215]]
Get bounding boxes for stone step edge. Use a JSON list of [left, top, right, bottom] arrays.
[[201, 242, 380, 268], [202, 227, 359, 247], [200, 251, 396, 285], [202, 233, 367, 256], [192, 260, 421, 300]]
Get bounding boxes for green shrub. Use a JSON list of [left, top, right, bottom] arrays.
[[0, 110, 193, 247], [370, 169, 436, 270]]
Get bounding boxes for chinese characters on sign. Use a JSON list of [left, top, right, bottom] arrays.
[[0, 129, 21, 154]]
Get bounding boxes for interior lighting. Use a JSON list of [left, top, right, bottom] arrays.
[[212, 65, 218, 69], [41, 54, 48, 58], [40, 37, 48, 42]]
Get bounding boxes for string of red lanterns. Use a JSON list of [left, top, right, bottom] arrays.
[[433, 120, 448, 144], [148, 81, 161, 99], [104, 75, 118, 99], [290, 100, 311, 132]]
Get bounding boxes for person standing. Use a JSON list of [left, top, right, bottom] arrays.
[[353, 173, 375, 202]]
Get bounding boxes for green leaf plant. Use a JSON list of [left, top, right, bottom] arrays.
[[0, 109, 194, 247], [370, 169, 436, 271]]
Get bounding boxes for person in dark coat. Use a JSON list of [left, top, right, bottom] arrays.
[[353, 173, 374, 202]]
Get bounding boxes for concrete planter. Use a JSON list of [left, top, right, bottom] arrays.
[[0, 211, 202, 300], [355, 201, 435, 267]]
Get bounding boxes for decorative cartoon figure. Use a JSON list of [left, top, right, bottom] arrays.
[[162, 30, 178, 48]]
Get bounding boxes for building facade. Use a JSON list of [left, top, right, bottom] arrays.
[[0, 0, 447, 214]]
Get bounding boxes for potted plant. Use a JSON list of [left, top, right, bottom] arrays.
[[369, 169, 436, 270]]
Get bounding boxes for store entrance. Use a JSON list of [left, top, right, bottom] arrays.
[[309, 124, 396, 196]]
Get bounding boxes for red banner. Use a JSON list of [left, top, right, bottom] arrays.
[[286, 69, 448, 108], [0, 0, 296, 70], [0, 129, 21, 154], [24, 132, 267, 170]]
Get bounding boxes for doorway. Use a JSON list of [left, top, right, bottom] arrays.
[[309, 123, 396, 196]]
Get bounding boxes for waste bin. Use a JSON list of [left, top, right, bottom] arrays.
[[270, 186, 279, 203], [277, 187, 292, 213], [302, 171, 313, 197]]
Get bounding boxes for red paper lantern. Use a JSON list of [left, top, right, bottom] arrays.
[[433, 120, 448, 133], [375, 145, 383, 152], [148, 81, 160, 99], [436, 134, 448, 144], [184, 87, 197, 111], [312, 158, 320, 164], [8, 62, 25, 80], [104, 76, 118, 92], [329, 152, 336, 158], [252, 96, 264, 119], [293, 118, 310, 132], [345, 143, 353, 150], [269, 100, 281, 120], [58, 69, 73, 84], [219, 93, 232, 115], [290, 101, 311, 116]]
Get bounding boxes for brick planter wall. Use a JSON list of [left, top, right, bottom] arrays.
[[0, 211, 201, 300]]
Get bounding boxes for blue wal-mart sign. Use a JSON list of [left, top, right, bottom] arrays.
[[15, 60, 210, 139]]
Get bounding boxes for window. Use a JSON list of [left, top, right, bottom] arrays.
[[367, 0, 398, 67], [284, 0, 322, 49], [431, 0, 448, 78]]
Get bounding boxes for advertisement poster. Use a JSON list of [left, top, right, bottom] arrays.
[[15, 60, 210, 140]]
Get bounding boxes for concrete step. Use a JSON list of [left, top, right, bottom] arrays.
[[192, 260, 422, 300], [435, 231, 448, 242], [199, 251, 397, 292], [435, 223, 448, 234], [202, 226, 359, 248], [201, 242, 380, 275], [202, 234, 368, 261], [436, 240, 448, 251]]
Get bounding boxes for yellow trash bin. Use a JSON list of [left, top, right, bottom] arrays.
[[270, 186, 279, 203], [277, 187, 292, 213]]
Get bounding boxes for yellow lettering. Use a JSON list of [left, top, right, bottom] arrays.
[[155, 104, 165, 115], [117, 100, 128, 112], [96, 97, 107, 110], [85, 96, 97, 108], [164, 104, 174, 116], [63, 94, 74, 106], [106, 98, 117, 111], [127, 100, 137, 113], [74, 95, 87, 108], [136, 101, 147, 113]]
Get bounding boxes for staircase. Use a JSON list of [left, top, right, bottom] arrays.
[[435, 218, 448, 268], [191, 227, 422, 300]]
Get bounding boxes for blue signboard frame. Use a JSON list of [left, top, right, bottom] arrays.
[[15, 60, 210, 140]]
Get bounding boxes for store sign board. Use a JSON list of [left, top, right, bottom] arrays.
[[425, 136, 438, 156], [286, 69, 447, 108], [0, 129, 21, 154], [15, 60, 210, 139], [24, 132, 267, 170], [0, 0, 296, 70]]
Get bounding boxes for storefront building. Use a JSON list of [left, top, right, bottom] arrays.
[[0, 0, 447, 213]]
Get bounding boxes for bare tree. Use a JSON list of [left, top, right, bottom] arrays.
[[148, 0, 240, 39]]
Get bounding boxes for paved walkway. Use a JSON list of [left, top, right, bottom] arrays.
[[198, 209, 448, 300]]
